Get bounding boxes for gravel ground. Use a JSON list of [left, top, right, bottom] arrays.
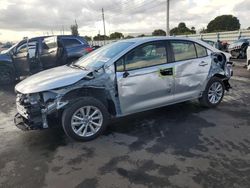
[[0, 60, 249, 188]]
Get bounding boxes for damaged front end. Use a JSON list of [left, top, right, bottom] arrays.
[[14, 65, 119, 131], [14, 91, 68, 131]]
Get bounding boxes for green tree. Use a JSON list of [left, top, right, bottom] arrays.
[[70, 23, 79, 36], [207, 15, 240, 32], [247, 27, 250, 30], [93, 34, 109, 41], [191, 27, 196, 34], [170, 22, 195, 35], [84, 36, 92, 41], [200, 27, 207, 33], [152, 29, 166, 36], [109, 32, 124, 39], [124, 35, 134, 39], [137, 34, 145, 37]]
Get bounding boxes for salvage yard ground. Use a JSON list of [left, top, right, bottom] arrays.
[[0, 60, 250, 188]]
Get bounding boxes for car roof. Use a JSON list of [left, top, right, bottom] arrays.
[[118, 36, 216, 51], [122, 36, 200, 42]]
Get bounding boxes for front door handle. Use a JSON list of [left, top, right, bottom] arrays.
[[199, 61, 208, 66], [160, 68, 173, 76]]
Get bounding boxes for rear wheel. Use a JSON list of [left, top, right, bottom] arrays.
[[62, 97, 109, 141], [0, 66, 15, 84], [199, 77, 225, 108]]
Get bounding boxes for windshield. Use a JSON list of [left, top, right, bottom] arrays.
[[1, 42, 19, 54], [74, 41, 134, 69]]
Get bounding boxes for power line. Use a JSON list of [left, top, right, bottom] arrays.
[[106, 0, 158, 15], [105, 0, 165, 20], [105, 0, 152, 12]]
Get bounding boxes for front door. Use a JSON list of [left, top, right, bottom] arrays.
[[116, 41, 175, 115], [13, 42, 30, 76]]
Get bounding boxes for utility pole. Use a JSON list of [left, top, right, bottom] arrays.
[[102, 8, 106, 44], [75, 19, 78, 27], [166, 0, 170, 36]]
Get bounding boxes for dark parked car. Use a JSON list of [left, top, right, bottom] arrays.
[[0, 35, 92, 84], [228, 38, 250, 59]]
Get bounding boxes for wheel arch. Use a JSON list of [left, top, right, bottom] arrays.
[[61, 87, 117, 116], [210, 74, 231, 91]]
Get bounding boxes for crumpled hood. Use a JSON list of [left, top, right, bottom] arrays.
[[15, 65, 90, 94]]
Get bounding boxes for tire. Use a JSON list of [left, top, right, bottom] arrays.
[[0, 66, 15, 85], [62, 97, 110, 141], [199, 77, 225, 108]]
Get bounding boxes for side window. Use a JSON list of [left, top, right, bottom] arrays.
[[16, 44, 28, 54], [195, 43, 207, 58], [62, 39, 81, 48], [116, 58, 124, 72], [124, 42, 167, 71], [170, 41, 196, 61]]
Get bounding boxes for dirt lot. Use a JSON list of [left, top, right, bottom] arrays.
[[0, 60, 250, 188]]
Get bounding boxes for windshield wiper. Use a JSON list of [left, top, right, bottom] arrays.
[[70, 64, 87, 70]]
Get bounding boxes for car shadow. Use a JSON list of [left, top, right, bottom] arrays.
[[106, 101, 213, 156]]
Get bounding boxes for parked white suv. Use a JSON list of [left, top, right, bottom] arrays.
[[14, 37, 233, 141], [247, 46, 250, 70]]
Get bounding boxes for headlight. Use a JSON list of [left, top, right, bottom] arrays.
[[25, 94, 40, 105]]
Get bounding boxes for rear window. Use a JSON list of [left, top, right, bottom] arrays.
[[170, 41, 196, 61], [195, 43, 208, 58], [43, 37, 57, 49], [62, 39, 81, 47]]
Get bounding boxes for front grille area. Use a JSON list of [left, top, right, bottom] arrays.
[[16, 93, 44, 129]]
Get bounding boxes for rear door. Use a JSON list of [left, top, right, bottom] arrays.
[[40, 37, 58, 69], [169, 40, 211, 101], [116, 41, 175, 115]]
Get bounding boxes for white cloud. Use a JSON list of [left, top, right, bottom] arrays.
[[0, 0, 249, 42]]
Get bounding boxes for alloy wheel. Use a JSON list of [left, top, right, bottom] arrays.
[[71, 106, 103, 137], [208, 82, 223, 104]]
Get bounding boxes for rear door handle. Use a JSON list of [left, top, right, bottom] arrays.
[[199, 61, 208, 66], [160, 68, 173, 76]]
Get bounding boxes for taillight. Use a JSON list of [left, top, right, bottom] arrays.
[[85, 47, 93, 53]]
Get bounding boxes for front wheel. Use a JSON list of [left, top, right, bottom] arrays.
[[199, 77, 225, 108], [62, 97, 110, 141]]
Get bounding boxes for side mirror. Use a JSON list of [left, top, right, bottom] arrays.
[[123, 71, 129, 78]]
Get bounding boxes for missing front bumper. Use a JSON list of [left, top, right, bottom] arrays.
[[14, 113, 43, 131]]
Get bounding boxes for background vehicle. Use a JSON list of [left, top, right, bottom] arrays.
[[247, 46, 250, 70], [0, 35, 92, 84], [14, 37, 232, 141], [202, 39, 216, 47], [228, 38, 250, 59], [203, 39, 229, 52]]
